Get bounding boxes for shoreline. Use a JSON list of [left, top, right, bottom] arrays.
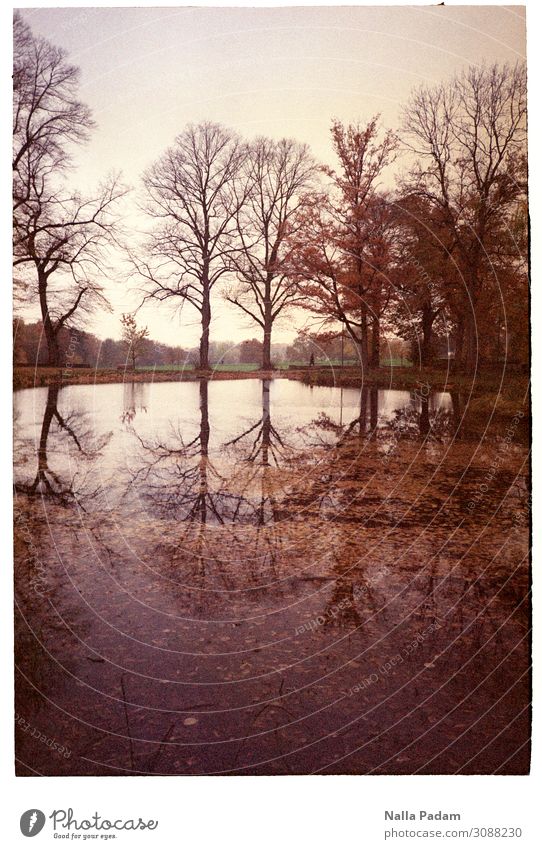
[[14, 364, 529, 397], [14, 366, 291, 390]]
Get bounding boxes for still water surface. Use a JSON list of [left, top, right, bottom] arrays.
[[14, 379, 453, 517]]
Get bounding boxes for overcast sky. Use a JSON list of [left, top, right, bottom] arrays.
[[19, 5, 527, 348]]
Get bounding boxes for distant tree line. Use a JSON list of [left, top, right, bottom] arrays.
[[13, 319, 294, 369], [13, 12, 528, 373]]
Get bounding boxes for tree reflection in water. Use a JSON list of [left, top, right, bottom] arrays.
[[123, 382, 464, 533], [128, 380, 254, 525], [223, 379, 298, 526], [384, 392, 458, 443], [14, 384, 110, 508], [14, 384, 112, 736], [123, 379, 304, 591], [127, 379, 304, 526], [120, 381, 148, 425]]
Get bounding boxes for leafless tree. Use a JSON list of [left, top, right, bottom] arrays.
[[13, 12, 93, 215], [135, 122, 248, 370], [224, 138, 317, 369], [13, 177, 126, 366], [401, 62, 527, 371], [13, 13, 124, 366]]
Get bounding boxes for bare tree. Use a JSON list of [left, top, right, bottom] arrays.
[[402, 62, 527, 371], [224, 138, 317, 369], [13, 177, 125, 366], [13, 12, 93, 215], [13, 13, 124, 366], [135, 122, 247, 370]]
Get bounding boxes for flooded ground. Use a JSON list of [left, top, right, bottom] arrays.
[[14, 378, 530, 774]]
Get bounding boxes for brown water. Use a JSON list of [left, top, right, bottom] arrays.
[[14, 378, 530, 775]]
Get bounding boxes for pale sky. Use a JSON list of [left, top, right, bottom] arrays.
[[19, 4, 527, 348]]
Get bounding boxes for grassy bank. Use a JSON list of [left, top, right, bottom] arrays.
[[13, 363, 529, 412], [13, 365, 291, 390]]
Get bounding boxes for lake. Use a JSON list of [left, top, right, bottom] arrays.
[[14, 379, 457, 520], [14, 378, 530, 775]]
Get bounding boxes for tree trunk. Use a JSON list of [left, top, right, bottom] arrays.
[[459, 273, 479, 373], [345, 321, 368, 372], [359, 308, 369, 371], [494, 323, 502, 363], [199, 284, 211, 370], [454, 317, 465, 372], [463, 309, 478, 374], [420, 303, 434, 367], [355, 340, 367, 371], [370, 313, 380, 368], [262, 323, 272, 370], [38, 270, 61, 366], [262, 287, 273, 370], [419, 396, 430, 437]]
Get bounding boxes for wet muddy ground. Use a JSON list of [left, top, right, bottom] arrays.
[[14, 379, 530, 774]]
